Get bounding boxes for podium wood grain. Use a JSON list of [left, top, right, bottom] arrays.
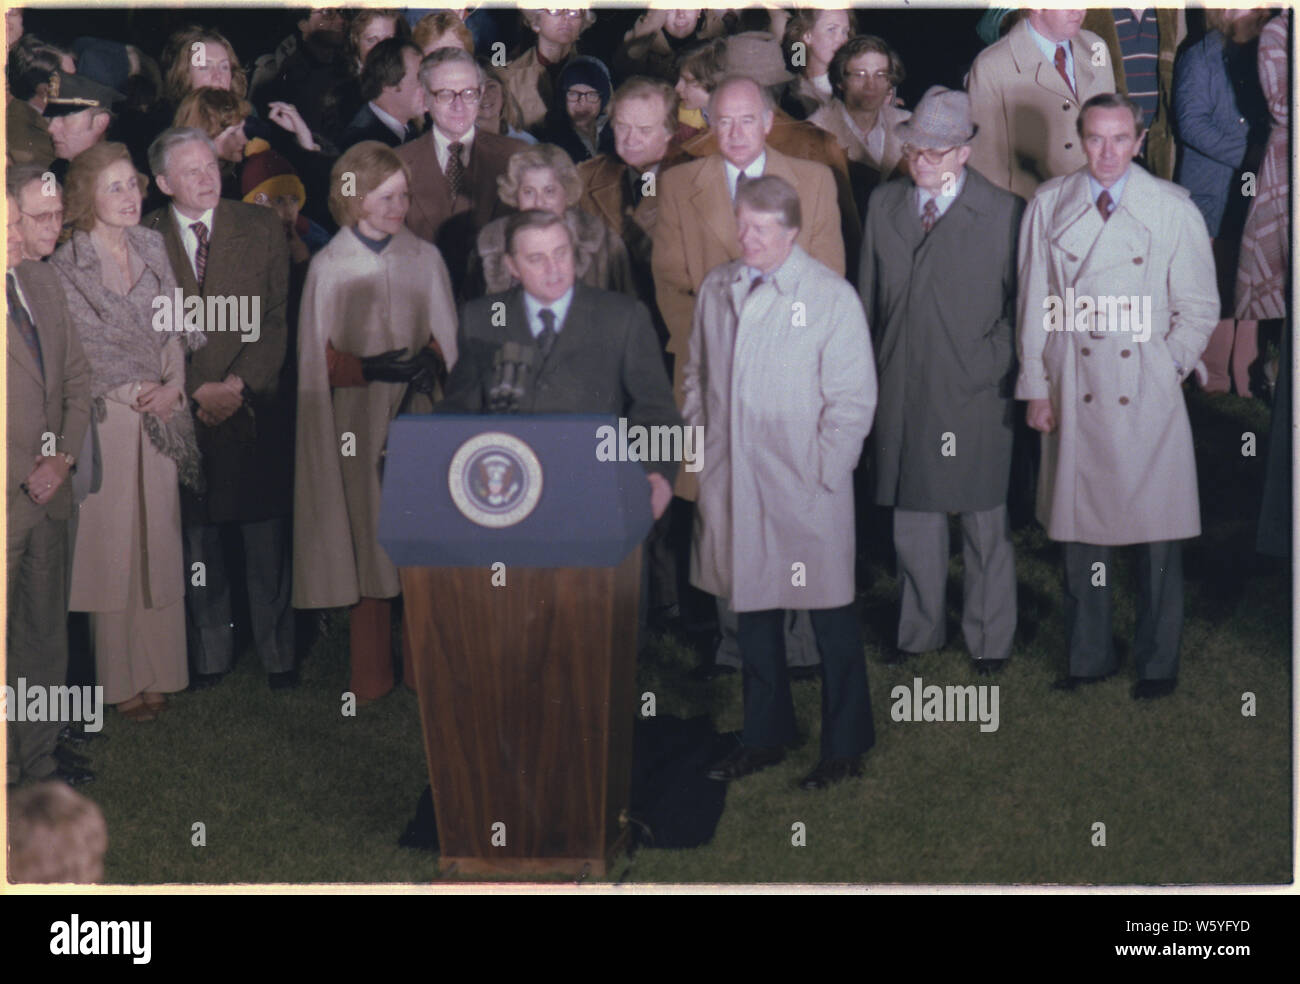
[[401, 547, 640, 878]]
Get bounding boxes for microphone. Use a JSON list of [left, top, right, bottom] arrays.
[[488, 341, 539, 413]]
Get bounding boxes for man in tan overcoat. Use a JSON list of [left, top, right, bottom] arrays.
[[687, 175, 876, 790], [967, 8, 1116, 200], [1017, 94, 1218, 700]]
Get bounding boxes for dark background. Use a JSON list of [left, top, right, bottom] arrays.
[[23, 5, 988, 106]]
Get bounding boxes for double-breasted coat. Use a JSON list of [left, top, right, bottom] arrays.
[[967, 18, 1117, 200], [685, 245, 877, 611], [144, 200, 292, 525], [859, 167, 1025, 512], [1015, 165, 1219, 545], [292, 225, 458, 609]]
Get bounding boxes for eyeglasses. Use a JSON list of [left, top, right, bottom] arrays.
[[544, 9, 584, 18], [565, 89, 602, 104], [430, 87, 481, 106], [903, 145, 956, 165], [844, 69, 894, 84], [20, 209, 63, 227]]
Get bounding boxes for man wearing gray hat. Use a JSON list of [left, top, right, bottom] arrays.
[[858, 86, 1025, 673]]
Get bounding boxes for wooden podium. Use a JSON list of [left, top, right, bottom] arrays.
[[378, 415, 652, 877]]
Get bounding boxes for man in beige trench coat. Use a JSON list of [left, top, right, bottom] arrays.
[[1017, 93, 1218, 699], [686, 176, 877, 790]]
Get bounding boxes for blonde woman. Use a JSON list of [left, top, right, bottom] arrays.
[[50, 141, 205, 721], [470, 143, 632, 297]]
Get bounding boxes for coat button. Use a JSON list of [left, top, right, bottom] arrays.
[[1121, 349, 1131, 358], [1083, 393, 1093, 403], [1063, 103, 1071, 110], [1119, 396, 1130, 405], [1081, 346, 1091, 355], [1064, 142, 1074, 149], [1133, 257, 1143, 264]]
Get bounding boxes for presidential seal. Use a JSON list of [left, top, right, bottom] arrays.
[[448, 432, 544, 528]]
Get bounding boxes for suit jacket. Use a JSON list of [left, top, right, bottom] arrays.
[[143, 199, 292, 524], [1083, 7, 1186, 180], [396, 127, 528, 296], [967, 18, 1117, 199], [338, 102, 407, 150], [6, 261, 92, 526], [1015, 165, 1218, 545], [858, 167, 1025, 513], [669, 108, 861, 276], [441, 284, 682, 481]]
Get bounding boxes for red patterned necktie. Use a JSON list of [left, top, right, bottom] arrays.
[[1096, 189, 1114, 221], [446, 141, 466, 200], [921, 198, 939, 233], [190, 221, 210, 289], [1054, 44, 1076, 98]]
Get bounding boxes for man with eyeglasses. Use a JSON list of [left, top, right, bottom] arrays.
[[397, 46, 527, 299], [8, 164, 64, 261], [858, 86, 1025, 675], [500, 8, 594, 135]]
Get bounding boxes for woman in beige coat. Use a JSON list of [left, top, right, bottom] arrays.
[[51, 142, 205, 721], [293, 142, 458, 702]]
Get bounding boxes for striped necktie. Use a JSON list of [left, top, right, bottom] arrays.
[[7, 271, 44, 379], [921, 198, 939, 233], [190, 221, 210, 289]]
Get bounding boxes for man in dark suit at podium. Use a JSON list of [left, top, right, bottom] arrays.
[[441, 209, 680, 520]]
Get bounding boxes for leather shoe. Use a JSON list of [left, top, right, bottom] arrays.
[[268, 669, 299, 690], [58, 724, 107, 748], [880, 646, 923, 666], [799, 756, 863, 791], [188, 672, 226, 692], [50, 763, 95, 787], [1052, 671, 1113, 691], [1132, 678, 1177, 700], [54, 744, 92, 769], [972, 658, 1008, 676], [706, 744, 784, 782]]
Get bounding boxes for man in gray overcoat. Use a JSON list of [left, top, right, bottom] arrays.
[[858, 86, 1025, 674], [686, 176, 877, 790]]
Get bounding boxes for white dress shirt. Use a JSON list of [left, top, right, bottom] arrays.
[[523, 286, 574, 339], [724, 151, 766, 201]]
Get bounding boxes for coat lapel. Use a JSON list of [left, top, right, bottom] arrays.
[[688, 155, 738, 260], [153, 208, 200, 297], [201, 200, 253, 296], [8, 266, 46, 388], [406, 133, 447, 236]]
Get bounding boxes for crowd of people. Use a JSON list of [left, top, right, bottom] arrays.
[[5, 6, 1291, 814]]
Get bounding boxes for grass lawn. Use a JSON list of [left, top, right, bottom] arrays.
[[43, 389, 1292, 887]]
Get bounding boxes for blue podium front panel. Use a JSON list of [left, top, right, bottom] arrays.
[[378, 414, 653, 568]]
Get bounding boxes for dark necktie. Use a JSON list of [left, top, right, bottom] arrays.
[[734, 170, 753, 200], [7, 272, 44, 379], [537, 307, 557, 359], [190, 221, 210, 289], [921, 198, 939, 234], [1054, 44, 1076, 98], [747, 273, 764, 297], [1096, 189, 1114, 221], [446, 141, 466, 200]]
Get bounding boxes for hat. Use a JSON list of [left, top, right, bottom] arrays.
[[241, 148, 306, 207], [558, 56, 612, 111], [42, 70, 123, 118], [722, 32, 793, 88], [893, 85, 977, 149], [73, 37, 131, 93]]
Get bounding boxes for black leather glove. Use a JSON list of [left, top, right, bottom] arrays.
[[360, 348, 421, 384], [406, 347, 448, 396]]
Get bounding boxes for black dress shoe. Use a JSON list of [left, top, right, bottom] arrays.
[[188, 672, 226, 692], [268, 669, 299, 690], [880, 646, 923, 666], [58, 724, 107, 748], [799, 756, 864, 790], [1132, 678, 1177, 700], [972, 659, 1008, 676], [706, 744, 785, 782], [49, 763, 95, 787], [1052, 671, 1113, 691], [54, 745, 92, 769]]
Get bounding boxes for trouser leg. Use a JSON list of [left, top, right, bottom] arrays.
[[183, 522, 233, 675], [959, 504, 1017, 663], [349, 596, 394, 701], [736, 608, 796, 749], [808, 604, 874, 759], [1062, 541, 1117, 677], [240, 517, 295, 673], [1133, 540, 1184, 681], [893, 508, 948, 652]]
